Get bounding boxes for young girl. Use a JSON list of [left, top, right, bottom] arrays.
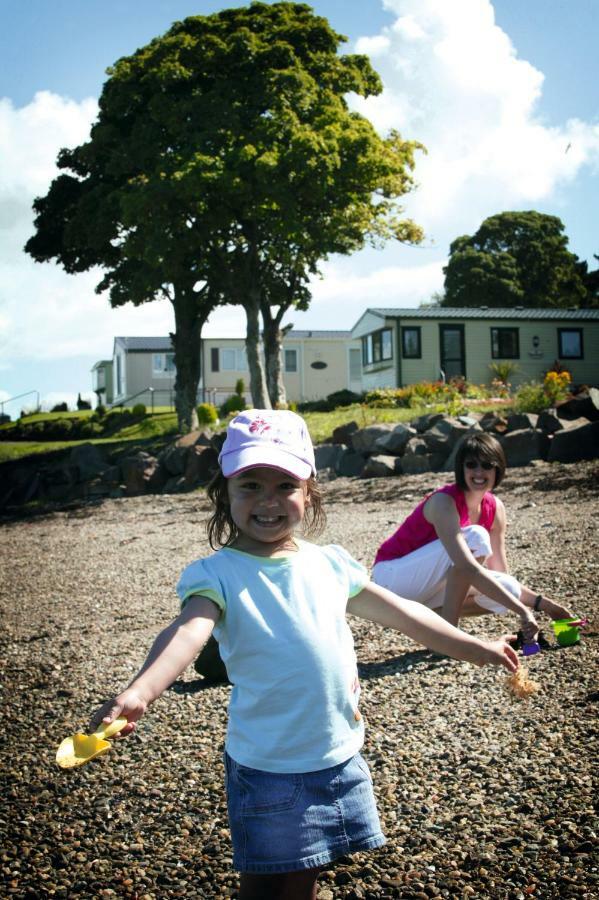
[[372, 432, 571, 640], [90, 410, 519, 900]]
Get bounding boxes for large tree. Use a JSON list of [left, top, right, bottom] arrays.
[[26, 2, 423, 424], [442, 211, 590, 308]]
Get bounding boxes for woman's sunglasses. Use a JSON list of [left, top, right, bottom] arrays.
[[464, 459, 495, 471]]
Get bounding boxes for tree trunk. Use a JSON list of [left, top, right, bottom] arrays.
[[171, 288, 206, 432], [262, 314, 287, 408], [243, 291, 271, 409]]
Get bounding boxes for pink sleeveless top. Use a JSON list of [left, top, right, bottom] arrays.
[[374, 483, 496, 564]]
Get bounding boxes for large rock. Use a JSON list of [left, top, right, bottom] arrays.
[[374, 423, 416, 456], [402, 437, 445, 474], [176, 429, 213, 449], [500, 429, 548, 466], [411, 412, 446, 434], [351, 424, 395, 455], [159, 444, 189, 476], [479, 412, 508, 434], [194, 636, 229, 684], [69, 443, 109, 481], [334, 449, 367, 477], [184, 445, 219, 488], [536, 410, 564, 435], [548, 420, 599, 463], [556, 388, 599, 422], [331, 421, 359, 446], [315, 443, 344, 471], [506, 412, 539, 432], [361, 455, 402, 478], [422, 416, 479, 454], [120, 451, 164, 495]]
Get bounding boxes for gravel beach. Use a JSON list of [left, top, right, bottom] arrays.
[[1, 460, 598, 899]]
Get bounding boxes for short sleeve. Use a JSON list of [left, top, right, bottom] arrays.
[[176, 558, 226, 614], [320, 544, 369, 598]]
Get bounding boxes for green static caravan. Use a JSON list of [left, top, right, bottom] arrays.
[[352, 308, 599, 390]]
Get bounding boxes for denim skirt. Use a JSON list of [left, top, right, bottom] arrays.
[[224, 751, 386, 873]]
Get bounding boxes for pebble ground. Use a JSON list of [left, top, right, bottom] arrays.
[[1, 460, 597, 899]]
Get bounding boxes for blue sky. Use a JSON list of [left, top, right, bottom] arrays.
[[1, 0, 597, 413]]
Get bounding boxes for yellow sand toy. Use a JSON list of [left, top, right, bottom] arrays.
[[56, 717, 128, 768]]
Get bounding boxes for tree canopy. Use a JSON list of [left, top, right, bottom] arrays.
[[26, 2, 424, 425], [442, 211, 591, 309]]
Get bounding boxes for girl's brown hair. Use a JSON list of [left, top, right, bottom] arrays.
[[206, 470, 327, 550], [454, 432, 507, 490]]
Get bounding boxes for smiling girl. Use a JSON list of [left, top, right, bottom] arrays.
[[89, 411, 519, 900], [372, 432, 571, 639]]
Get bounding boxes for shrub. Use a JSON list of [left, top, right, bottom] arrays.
[[132, 403, 147, 418], [197, 402, 218, 427], [234, 378, 245, 397], [76, 393, 92, 410], [514, 382, 551, 414], [219, 394, 246, 417], [298, 389, 363, 413], [51, 402, 69, 413]]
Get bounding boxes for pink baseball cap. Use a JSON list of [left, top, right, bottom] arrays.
[[219, 409, 316, 480]]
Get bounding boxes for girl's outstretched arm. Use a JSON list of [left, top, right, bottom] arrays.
[[88, 595, 220, 735], [348, 582, 519, 672]]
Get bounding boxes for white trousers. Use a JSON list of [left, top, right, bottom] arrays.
[[371, 525, 521, 615]]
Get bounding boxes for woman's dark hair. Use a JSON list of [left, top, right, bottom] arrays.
[[454, 432, 506, 490], [206, 469, 327, 550]]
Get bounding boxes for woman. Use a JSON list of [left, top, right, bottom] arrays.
[[372, 433, 571, 641]]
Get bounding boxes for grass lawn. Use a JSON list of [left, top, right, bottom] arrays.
[[0, 401, 513, 464]]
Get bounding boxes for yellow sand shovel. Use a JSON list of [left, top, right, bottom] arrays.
[[56, 717, 128, 768]]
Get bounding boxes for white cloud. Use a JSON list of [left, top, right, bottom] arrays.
[[0, 91, 180, 366], [350, 0, 599, 239], [2, 5, 599, 405]]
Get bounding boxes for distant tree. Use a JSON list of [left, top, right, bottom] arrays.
[[420, 290, 445, 308], [442, 211, 590, 308], [26, 3, 423, 422], [583, 253, 599, 307]]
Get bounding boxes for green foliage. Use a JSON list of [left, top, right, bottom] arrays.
[[364, 381, 467, 412], [298, 390, 363, 413], [25, 2, 424, 423], [443, 211, 590, 308], [132, 403, 147, 418], [76, 393, 92, 410], [51, 402, 69, 413], [219, 394, 247, 418], [513, 382, 552, 414], [196, 402, 218, 427], [514, 368, 571, 413], [489, 361, 519, 385], [234, 379, 245, 398]]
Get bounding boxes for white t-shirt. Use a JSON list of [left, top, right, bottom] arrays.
[[176, 540, 368, 773]]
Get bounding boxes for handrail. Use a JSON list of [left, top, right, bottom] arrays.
[[113, 386, 174, 413], [0, 390, 40, 416]]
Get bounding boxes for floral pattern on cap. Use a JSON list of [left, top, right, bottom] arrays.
[[219, 409, 316, 480]]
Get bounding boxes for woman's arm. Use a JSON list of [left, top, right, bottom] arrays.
[[88, 595, 220, 735], [425, 492, 538, 635], [487, 497, 573, 619], [348, 582, 519, 671]]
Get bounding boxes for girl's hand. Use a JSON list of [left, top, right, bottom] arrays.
[[477, 637, 520, 673], [88, 688, 148, 738]]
